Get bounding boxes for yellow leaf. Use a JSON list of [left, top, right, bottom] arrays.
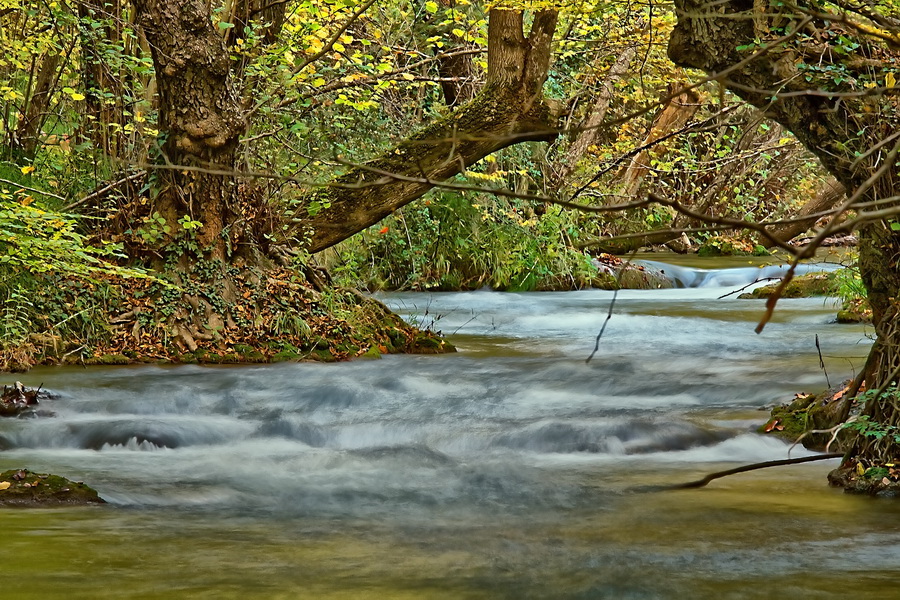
[[886, 72, 896, 89], [401, 73, 415, 81], [20, 165, 35, 175], [0, 482, 10, 491]]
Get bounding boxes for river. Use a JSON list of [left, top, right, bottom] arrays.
[[3, 259, 898, 598]]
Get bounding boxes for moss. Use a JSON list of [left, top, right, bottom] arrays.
[[761, 384, 854, 451], [837, 298, 872, 323], [313, 349, 337, 362], [4, 265, 454, 372], [271, 350, 301, 362], [90, 353, 132, 365], [410, 331, 456, 354], [739, 271, 838, 299], [0, 469, 105, 507], [361, 346, 382, 359]]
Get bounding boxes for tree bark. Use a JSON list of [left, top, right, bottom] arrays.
[[299, 9, 559, 254], [618, 83, 702, 198], [767, 178, 846, 245], [77, 0, 126, 158], [545, 42, 638, 193], [133, 0, 246, 258], [412, 0, 480, 108], [668, 0, 900, 460], [13, 53, 61, 159]]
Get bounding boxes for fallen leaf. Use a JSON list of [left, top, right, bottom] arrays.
[[763, 419, 781, 433], [831, 385, 850, 402], [0, 482, 10, 491]]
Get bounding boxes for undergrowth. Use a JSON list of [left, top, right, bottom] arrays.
[[330, 189, 597, 291]]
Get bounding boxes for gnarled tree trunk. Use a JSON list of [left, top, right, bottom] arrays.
[[767, 178, 846, 245], [133, 0, 246, 259]]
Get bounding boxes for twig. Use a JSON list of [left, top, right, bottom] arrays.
[[585, 250, 638, 364], [64, 171, 144, 211], [716, 277, 781, 299], [816, 334, 831, 389], [0, 177, 67, 204], [586, 288, 617, 364]]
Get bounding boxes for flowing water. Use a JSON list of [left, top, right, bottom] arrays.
[[3, 259, 898, 599]]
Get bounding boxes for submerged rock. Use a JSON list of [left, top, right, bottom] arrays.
[[0, 469, 105, 507]]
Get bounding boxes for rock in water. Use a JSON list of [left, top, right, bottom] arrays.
[[0, 469, 105, 506], [0, 381, 41, 416]]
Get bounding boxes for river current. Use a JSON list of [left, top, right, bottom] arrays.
[[3, 259, 899, 598]]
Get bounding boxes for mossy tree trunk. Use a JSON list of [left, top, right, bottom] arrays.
[[133, 0, 246, 260], [298, 9, 560, 253], [667, 0, 900, 462]]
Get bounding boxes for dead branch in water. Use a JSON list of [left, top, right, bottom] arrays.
[[667, 453, 843, 489]]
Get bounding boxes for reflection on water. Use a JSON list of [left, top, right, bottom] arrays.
[[1, 262, 894, 598]]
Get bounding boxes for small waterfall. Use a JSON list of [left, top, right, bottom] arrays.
[[634, 260, 843, 289]]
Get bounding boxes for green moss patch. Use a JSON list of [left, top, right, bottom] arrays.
[[0, 469, 105, 507], [760, 383, 855, 451], [739, 271, 838, 299]]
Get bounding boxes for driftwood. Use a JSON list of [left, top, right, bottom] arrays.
[[668, 453, 844, 490]]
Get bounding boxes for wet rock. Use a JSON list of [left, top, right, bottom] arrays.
[[0, 469, 105, 507], [591, 254, 675, 290], [828, 463, 900, 497], [0, 382, 53, 417], [760, 382, 855, 451], [738, 271, 836, 299]]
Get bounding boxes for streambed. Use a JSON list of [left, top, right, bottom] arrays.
[[2, 260, 896, 598]]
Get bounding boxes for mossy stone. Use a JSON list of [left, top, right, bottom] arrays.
[[0, 469, 105, 507]]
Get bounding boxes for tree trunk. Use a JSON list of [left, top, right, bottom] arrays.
[[767, 178, 846, 245], [13, 53, 61, 159], [299, 9, 559, 254], [77, 0, 126, 158], [668, 0, 900, 462], [545, 42, 638, 193], [618, 83, 702, 198], [133, 0, 246, 258]]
